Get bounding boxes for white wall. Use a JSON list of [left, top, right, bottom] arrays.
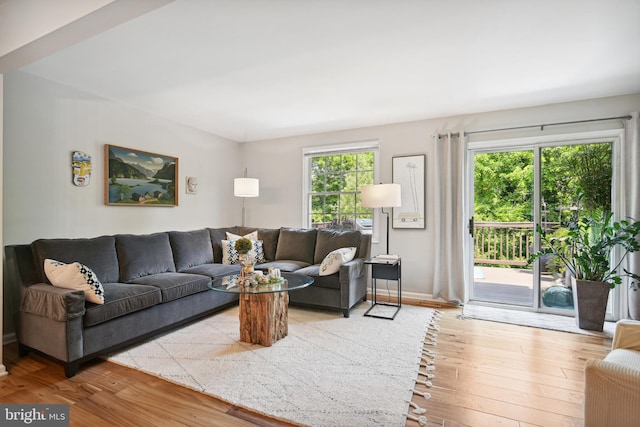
[[244, 93, 640, 297], [3, 71, 242, 244]]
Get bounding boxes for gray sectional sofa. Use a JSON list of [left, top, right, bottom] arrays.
[[5, 226, 371, 377]]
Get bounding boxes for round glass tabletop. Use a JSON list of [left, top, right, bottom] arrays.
[[208, 272, 314, 294]]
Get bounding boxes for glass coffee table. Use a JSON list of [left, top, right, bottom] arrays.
[[209, 272, 313, 346]]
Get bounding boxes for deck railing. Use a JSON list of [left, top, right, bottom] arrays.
[[474, 222, 537, 267]]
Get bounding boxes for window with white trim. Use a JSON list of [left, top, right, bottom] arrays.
[[303, 142, 378, 234]]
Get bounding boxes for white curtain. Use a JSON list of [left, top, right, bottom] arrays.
[[625, 113, 640, 318], [431, 132, 465, 304]]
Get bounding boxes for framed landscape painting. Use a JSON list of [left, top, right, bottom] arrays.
[[392, 154, 425, 229], [105, 145, 179, 206]]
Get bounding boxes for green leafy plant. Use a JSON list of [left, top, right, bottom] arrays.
[[234, 237, 253, 254], [530, 205, 640, 289]]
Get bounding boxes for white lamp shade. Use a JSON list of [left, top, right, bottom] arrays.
[[361, 183, 401, 208], [234, 178, 259, 197]]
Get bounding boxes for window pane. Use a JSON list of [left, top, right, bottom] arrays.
[[358, 170, 374, 189], [357, 152, 374, 170], [325, 195, 339, 214], [326, 155, 342, 173], [326, 173, 342, 192], [343, 171, 357, 192]]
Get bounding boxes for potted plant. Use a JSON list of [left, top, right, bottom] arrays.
[[235, 238, 254, 277], [530, 205, 640, 331]]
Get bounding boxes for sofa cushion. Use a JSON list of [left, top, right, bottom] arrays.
[[208, 227, 239, 263], [294, 268, 341, 290], [314, 229, 362, 264], [183, 263, 242, 278], [275, 228, 317, 264], [221, 239, 265, 264], [168, 229, 214, 271], [256, 260, 310, 272], [319, 247, 357, 276], [116, 233, 176, 282], [83, 282, 162, 327], [31, 235, 120, 284], [44, 259, 105, 304], [128, 273, 211, 302]]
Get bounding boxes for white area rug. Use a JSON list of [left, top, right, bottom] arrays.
[[107, 303, 437, 426], [463, 304, 616, 337]]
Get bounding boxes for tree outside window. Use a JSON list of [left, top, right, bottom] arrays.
[[309, 152, 374, 233]]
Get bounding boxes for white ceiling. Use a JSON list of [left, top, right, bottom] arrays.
[[19, 0, 640, 142]]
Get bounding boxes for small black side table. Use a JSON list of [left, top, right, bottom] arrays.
[[364, 257, 401, 320]]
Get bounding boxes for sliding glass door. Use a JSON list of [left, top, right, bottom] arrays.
[[468, 137, 616, 315]]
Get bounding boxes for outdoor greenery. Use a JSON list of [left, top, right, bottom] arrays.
[[474, 142, 614, 269], [309, 152, 374, 229], [474, 142, 612, 223]]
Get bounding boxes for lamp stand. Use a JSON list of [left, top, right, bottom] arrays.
[[382, 207, 390, 255], [241, 197, 246, 227]]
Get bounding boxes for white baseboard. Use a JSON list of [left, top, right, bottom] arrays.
[[368, 287, 433, 301]]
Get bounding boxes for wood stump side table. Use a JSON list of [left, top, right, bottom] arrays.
[[209, 272, 314, 346], [239, 291, 289, 346]]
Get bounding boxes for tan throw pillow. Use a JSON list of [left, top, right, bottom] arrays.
[[226, 231, 259, 241], [319, 247, 357, 276], [44, 259, 105, 304]]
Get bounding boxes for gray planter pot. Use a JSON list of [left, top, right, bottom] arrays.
[[571, 278, 610, 332]]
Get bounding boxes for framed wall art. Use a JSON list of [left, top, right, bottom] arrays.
[[105, 144, 179, 206], [186, 176, 198, 194], [392, 154, 425, 229]]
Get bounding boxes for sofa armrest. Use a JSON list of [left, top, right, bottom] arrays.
[[612, 319, 640, 351], [585, 353, 640, 427], [21, 283, 86, 322], [339, 258, 364, 282]]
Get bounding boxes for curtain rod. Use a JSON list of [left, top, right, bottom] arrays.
[[464, 115, 632, 136]]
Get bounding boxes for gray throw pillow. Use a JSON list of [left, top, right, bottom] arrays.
[[169, 229, 214, 271], [115, 233, 176, 282], [314, 229, 362, 265], [31, 235, 119, 284], [275, 228, 317, 264]]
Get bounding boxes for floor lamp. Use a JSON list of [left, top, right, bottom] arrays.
[[361, 183, 402, 255], [234, 169, 259, 226]]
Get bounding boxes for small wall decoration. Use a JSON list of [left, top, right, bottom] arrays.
[[186, 176, 198, 194], [72, 151, 92, 187], [105, 144, 179, 206], [392, 154, 426, 229]]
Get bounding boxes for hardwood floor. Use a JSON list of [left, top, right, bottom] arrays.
[[409, 308, 612, 427], [1, 306, 612, 427]]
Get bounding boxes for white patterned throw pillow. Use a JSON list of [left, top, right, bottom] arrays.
[[44, 259, 105, 304], [319, 247, 357, 276], [221, 239, 265, 265]]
